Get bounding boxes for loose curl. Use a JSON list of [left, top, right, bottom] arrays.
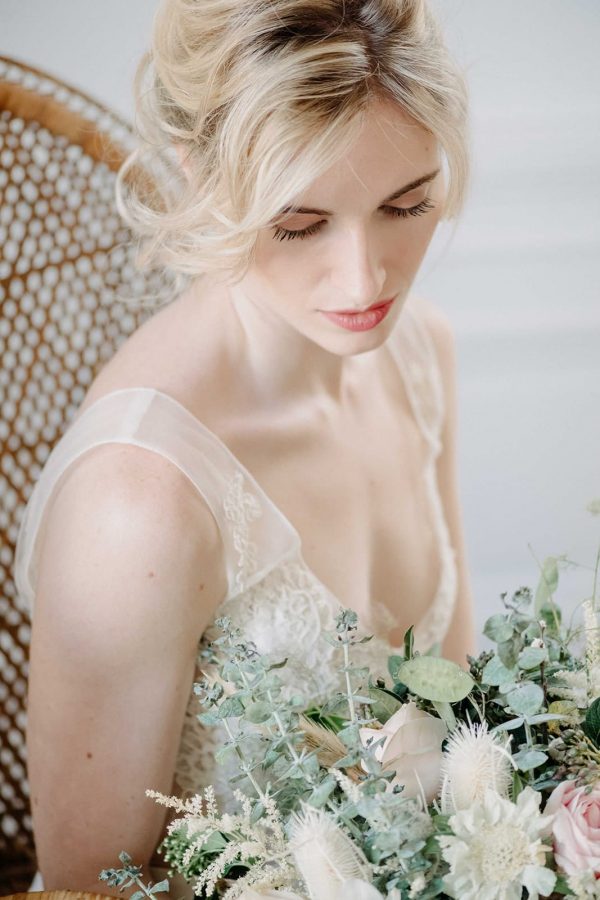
[[117, 0, 470, 297]]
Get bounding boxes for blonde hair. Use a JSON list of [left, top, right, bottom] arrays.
[[117, 0, 470, 293]]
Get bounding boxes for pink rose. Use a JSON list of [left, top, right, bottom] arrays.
[[359, 700, 448, 803], [545, 779, 600, 877]]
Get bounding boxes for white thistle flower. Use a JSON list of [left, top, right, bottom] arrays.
[[288, 806, 373, 900], [437, 786, 556, 900], [439, 719, 516, 814]]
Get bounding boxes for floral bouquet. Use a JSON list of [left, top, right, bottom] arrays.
[[100, 520, 600, 900]]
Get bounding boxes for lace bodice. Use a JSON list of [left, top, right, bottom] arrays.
[[14, 295, 458, 811]]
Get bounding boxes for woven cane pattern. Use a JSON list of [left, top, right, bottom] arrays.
[[0, 55, 174, 889]]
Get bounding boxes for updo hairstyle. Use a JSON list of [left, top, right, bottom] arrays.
[[116, 0, 470, 292]]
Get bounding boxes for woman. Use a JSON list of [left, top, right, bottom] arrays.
[[16, 0, 477, 893]]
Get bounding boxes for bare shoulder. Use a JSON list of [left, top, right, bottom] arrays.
[[37, 440, 228, 647]]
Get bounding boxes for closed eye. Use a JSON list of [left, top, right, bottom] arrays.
[[271, 198, 436, 242]]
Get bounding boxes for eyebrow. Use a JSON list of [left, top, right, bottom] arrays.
[[278, 169, 440, 217]]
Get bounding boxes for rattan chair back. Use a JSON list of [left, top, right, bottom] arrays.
[[0, 55, 173, 890]]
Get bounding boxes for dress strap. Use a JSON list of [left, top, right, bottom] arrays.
[[386, 295, 446, 459], [13, 387, 300, 615]]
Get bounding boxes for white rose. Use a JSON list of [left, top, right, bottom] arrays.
[[359, 700, 448, 803]]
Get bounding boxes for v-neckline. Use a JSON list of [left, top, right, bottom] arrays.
[[71, 303, 446, 652]]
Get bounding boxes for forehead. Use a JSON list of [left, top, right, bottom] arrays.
[[302, 97, 439, 204]]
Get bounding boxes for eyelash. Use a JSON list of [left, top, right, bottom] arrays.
[[271, 198, 436, 242]]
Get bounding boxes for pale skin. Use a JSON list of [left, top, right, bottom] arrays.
[[27, 95, 476, 892]]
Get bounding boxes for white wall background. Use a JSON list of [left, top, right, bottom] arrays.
[[2, 0, 599, 649]]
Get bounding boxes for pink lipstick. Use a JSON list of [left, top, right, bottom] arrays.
[[321, 298, 394, 332]]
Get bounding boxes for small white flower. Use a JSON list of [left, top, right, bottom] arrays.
[[530, 638, 544, 649], [439, 719, 515, 814], [437, 786, 556, 900]]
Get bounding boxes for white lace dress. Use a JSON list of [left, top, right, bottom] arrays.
[[15, 297, 457, 894]]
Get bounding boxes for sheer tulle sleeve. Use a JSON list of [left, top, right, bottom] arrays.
[[13, 387, 300, 616]]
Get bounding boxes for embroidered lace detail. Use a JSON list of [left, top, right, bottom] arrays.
[[171, 549, 454, 808], [222, 470, 263, 594]]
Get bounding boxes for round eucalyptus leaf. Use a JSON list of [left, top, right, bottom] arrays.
[[483, 613, 514, 643], [506, 682, 544, 717], [395, 657, 475, 702], [518, 645, 549, 669], [481, 655, 518, 686]]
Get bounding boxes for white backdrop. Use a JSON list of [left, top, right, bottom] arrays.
[[2, 0, 599, 648]]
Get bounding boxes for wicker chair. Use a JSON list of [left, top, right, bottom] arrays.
[[0, 55, 174, 891]]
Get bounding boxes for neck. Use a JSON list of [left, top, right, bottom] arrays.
[[221, 281, 371, 416]]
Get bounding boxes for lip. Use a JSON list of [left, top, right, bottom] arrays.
[[321, 298, 394, 332], [329, 297, 394, 315]]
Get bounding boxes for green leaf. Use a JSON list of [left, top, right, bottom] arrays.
[[534, 556, 559, 616], [198, 711, 221, 726], [539, 602, 562, 634], [403, 625, 415, 660], [582, 696, 600, 747], [483, 613, 514, 643], [250, 801, 265, 824], [130, 892, 145, 900], [395, 657, 475, 702], [365, 687, 403, 724], [338, 723, 361, 747], [307, 775, 337, 808], [149, 880, 170, 895], [387, 654, 405, 682], [431, 700, 456, 731], [497, 636, 521, 669], [218, 696, 246, 718], [490, 716, 524, 733], [244, 702, 273, 724], [262, 748, 281, 770], [506, 682, 544, 717], [512, 748, 548, 771], [482, 655, 518, 687], [518, 645, 549, 669]]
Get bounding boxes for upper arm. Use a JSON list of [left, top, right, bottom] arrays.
[[418, 297, 477, 666], [27, 443, 228, 889]]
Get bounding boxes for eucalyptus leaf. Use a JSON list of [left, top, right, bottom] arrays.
[[244, 702, 273, 724], [365, 687, 403, 724], [481, 655, 518, 687], [483, 613, 514, 643], [506, 682, 544, 717], [512, 748, 548, 771], [518, 645, 549, 669], [497, 636, 521, 669], [218, 696, 246, 718], [149, 880, 170, 895], [490, 717, 524, 732], [308, 775, 337, 808], [396, 657, 475, 702], [387, 654, 405, 682]]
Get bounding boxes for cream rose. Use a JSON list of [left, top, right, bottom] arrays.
[[545, 779, 600, 877], [359, 700, 448, 803]]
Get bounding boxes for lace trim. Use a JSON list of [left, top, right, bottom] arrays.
[[222, 470, 263, 594]]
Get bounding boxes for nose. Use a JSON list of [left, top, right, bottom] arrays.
[[327, 224, 386, 310]]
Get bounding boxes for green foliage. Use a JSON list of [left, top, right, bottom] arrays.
[[395, 656, 475, 703], [583, 696, 600, 747]]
